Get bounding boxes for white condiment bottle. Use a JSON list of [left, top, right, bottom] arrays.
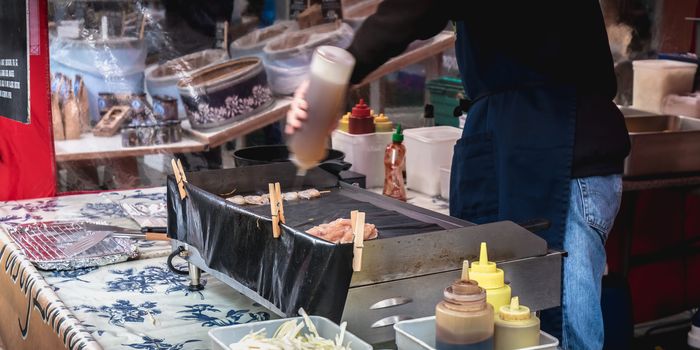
[[288, 46, 355, 170]]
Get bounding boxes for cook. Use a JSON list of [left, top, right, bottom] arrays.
[[285, 2, 631, 349]]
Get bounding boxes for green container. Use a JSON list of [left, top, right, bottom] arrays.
[[426, 77, 464, 127]]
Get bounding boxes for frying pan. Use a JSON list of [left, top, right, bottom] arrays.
[[233, 145, 351, 175]]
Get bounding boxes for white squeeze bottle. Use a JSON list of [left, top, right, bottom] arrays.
[[288, 46, 356, 170]]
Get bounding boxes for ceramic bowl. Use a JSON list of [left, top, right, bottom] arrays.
[[177, 57, 273, 129]]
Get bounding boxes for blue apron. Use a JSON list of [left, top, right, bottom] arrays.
[[449, 22, 576, 251], [449, 21, 573, 339]]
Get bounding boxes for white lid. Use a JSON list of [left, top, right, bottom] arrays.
[[404, 126, 462, 143], [633, 59, 698, 70], [310, 46, 356, 85]]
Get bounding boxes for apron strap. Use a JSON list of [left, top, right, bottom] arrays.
[[454, 82, 549, 116]]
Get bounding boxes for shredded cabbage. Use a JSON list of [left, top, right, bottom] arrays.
[[229, 309, 352, 350]]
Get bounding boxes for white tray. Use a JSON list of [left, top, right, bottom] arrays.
[[209, 316, 372, 350], [394, 316, 559, 350]]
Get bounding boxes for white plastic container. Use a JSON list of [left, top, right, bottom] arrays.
[[394, 316, 559, 350], [632, 60, 698, 114], [209, 316, 372, 350], [439, 167, 451, 200], [332, 130, 392, 188], [404, 126, 462, 196]]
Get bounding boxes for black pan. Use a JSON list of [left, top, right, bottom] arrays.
[[233, 145, 350, 175]]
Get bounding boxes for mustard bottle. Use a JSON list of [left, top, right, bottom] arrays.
[[494, 297, 540, 350], [374, 113, 393, 132], [469, 242, 511, 311], [338, 112, 350, 132], [436, 261, 494, 350]]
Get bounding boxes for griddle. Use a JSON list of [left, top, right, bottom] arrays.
[[167, 163, 564, 343]]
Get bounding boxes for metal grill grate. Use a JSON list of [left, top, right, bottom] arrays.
[[6, 221, 137, 270]]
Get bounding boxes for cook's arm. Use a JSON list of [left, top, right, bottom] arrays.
[[347, 0, 450, 84]]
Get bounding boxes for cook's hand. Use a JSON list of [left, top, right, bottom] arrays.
[[284, 80, 338, 135], [285, 80, 309, 135]]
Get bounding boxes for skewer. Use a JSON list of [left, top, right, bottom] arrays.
[[220, 188, 237, 197], [223, 20, 229, 53], [139, 15, 146, 40], [268, 183, 280, 238], [351, 210, 365, 272]]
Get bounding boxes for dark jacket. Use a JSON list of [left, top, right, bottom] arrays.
[[346, 1, 631, 178]]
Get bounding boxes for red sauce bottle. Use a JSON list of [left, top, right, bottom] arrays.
[[348, 99, 375, 134], [383, 124, 406, 201]]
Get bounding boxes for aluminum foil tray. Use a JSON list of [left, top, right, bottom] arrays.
[[6, 221, 138, 270]]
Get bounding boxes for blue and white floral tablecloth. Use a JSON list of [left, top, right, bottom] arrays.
[[0, 187, 272, 350]]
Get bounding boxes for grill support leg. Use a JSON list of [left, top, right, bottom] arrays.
[[188, 262, 204, 291]]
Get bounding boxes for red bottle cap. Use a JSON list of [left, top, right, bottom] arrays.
[[351, 99, 371, 118]]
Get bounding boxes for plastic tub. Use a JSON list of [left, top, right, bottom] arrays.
[[439, 167, 450, 200], [209, 316, 372, 350], [632, 59, 698, 114], [177, 57, 273, 129], [394, 316, 559, 350], [229, 21, 297, 59], [262, 22, 354, 95], [404, 126, 462, 196], [663, 93, 700, 118], [332, 130, 392, 188], [145, 49, 228, 119], [50, 37, 147, 123], [343, 0, 381, 30]]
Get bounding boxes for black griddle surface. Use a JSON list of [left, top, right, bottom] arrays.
[[245, 190, 444, 239]]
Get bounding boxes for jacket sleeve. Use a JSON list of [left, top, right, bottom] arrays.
[[346, 0, 450, 84]]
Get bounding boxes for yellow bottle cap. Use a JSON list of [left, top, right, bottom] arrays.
[[338, 113, 350, 132], [374, 113, 393, 132], [469, 242, 506, 289], [498, 297, 532, 321], [375, 113, 389, 123]]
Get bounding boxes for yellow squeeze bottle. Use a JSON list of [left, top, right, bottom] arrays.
[[338, 112, 351, 132], [494, 297, 540, 350], [469, 242, 511, 311], [374, 113, 393, 132]]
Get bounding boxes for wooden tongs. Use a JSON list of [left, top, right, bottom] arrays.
[[351, 210, 365, 272], [268, 182, 285, 238]]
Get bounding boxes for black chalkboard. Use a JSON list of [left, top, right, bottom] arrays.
[[0, 0, 30, 124]]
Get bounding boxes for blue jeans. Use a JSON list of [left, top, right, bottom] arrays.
[[562, 175, 623, 349]]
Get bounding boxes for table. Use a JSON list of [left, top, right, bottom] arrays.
[[0, 187, 447, 350], [55, 133, 208, 189], [54, 134, 207, 163], [0, 188, 273, 350]]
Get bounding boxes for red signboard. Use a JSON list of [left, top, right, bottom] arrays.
[[0, 0, 55, 200]]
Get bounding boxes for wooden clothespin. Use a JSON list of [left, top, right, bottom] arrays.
[[351, 210, 365, 272], [171, 158, 188, 199], [268, 183, 285, 238], [274, 182, 285, 224]]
